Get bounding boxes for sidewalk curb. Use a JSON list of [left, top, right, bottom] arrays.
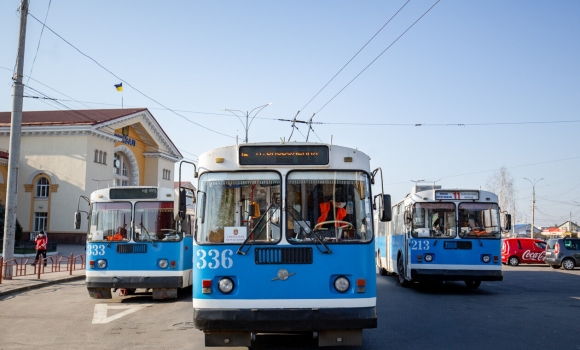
[[0, 274, 85, 297]]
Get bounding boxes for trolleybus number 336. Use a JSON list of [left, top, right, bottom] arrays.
[[196, 249, 234, 269]]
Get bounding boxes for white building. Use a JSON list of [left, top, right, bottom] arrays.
[[0, 108, 182, 243]]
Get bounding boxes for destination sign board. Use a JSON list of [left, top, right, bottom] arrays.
[[434, 191, 479, 200]]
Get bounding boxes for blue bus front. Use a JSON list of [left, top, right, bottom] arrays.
[[85, 200, 193, 299], [406, 200, 502, 285], [193, 169, 378, 346]]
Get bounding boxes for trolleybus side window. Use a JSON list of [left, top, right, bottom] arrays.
[[196, 171, 281, 244], [286, 171, 373, 243], [458, 202, 500, 238], [88, 202, 131, 242], [134, 201, 177, 241], [410, 203, 456, 238]]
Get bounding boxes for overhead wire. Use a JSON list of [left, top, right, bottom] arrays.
[[313, 0, 441, 116], [26, 11, 234, 139], [26, 0, 51, 86], [298, 0, 411, 112]]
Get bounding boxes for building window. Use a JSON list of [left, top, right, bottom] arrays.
[[103, 152, 107, 165], [34, 212, 48, 232], [113, 152, 132, 186], [35, 177, 49, 197], [95, 149, 107, 165], [94, 150, 99, 162], [162, 169, 171, 180]]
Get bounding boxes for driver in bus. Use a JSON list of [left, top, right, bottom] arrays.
[[317, 191, 348, 229]]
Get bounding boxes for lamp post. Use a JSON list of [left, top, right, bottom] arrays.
[[223, 103, 273, 143], [523, 177, 544, 239]]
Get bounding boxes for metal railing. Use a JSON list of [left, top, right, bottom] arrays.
[[0, 253, 86, 284]]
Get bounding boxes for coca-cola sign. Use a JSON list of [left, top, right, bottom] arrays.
[[522, 249, 546, 261]]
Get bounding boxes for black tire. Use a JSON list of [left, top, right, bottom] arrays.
[[508, 256, 520, 266], [562, 258, 575, 270], [376, 252, 388, 276], [464, 280, 481, 289], [550, 265, 561, 269], [397, 255, 409, 286]]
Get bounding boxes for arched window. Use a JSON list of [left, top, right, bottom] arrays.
[[36, 177, 49, 197], [103, 152, 107, 165], [99, 151, 103, 163], [94, 150, 99, 162], [113, 152, 132, 186]]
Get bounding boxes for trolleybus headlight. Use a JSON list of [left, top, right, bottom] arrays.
[[97, 259, 107, 269], [424, 254, 433, 262], [481, 255, 491, 263], [334, 276, 350, 293], [218, 277, 234, 294], [158, 259, 169, 269]]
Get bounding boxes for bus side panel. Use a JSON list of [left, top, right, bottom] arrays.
[[388, 234, 404, 274]]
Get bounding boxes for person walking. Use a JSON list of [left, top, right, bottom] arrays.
[[32, 230, 48, 266]]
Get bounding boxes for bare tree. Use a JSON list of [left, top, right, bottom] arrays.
[[486, 166, 517, 228]]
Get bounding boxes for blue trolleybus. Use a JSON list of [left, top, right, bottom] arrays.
[[192, 142, 390, 347], [375, 185, 508, 289], [75, 185, 195, 299]]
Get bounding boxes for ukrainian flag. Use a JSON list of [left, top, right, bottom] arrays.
[[114, 83, 123, 92]]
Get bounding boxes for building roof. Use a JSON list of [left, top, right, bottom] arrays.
[[0, 108, 147, 127], [0, 108, 182, 160]]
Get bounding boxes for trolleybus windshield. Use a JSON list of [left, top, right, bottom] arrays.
[[196, 171, 281, 244], [411, 202, 456, 238], [286, 171, 373, 243], [88, 202, 131, 242], [134, 202, 177, 242], [458, 202, 500, 238]]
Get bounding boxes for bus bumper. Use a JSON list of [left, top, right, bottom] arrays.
[[193, 307, 377, 332], [86, 276, 184, 289], [410, 269, 503, 281]]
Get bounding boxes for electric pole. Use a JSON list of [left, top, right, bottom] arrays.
[[2, 0, 28, 279]]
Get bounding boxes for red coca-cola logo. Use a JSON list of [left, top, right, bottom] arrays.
[[501, 242, 507, 254], [522, 250, 546, 261]]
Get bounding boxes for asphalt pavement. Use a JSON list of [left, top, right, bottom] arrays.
[[0, 244, 86, 297]]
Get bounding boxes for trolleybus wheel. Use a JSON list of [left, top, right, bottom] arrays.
[[397, 255, 409, 287], [464, 280, 481, 289]]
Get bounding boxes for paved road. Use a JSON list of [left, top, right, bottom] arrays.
[[0, 265, 578, 349]]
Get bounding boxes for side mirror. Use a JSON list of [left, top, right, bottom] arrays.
[[504, 213, 512, 231], [178, 188, 187, 221], [74, 211, 81, 230], [380, 194, 392, 222]]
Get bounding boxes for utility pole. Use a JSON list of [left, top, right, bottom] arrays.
[[523, 177, 544, 239], [2, 0, 28, 279]]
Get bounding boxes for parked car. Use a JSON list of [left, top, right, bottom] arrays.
[[501, 238, 546, 266], [544, 238, 580, 270]]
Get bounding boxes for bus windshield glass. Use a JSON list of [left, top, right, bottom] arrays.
[[197, 171, 281, 244], [458, 203, 500, 238], [286, 171, 373, 243], [134, 202, 178, 242], [88, 202, 131, 242], [411, 202, 456, 238]]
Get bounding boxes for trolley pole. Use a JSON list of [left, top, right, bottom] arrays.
[[2, 0, 29, 279]]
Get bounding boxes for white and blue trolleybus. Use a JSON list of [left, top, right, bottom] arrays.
[[192, 142, 391, 347], [75, 185, 195, 299], [375, 185, 509, 288]]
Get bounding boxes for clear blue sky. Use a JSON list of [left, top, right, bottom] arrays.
[[1, 1, 579, 228]]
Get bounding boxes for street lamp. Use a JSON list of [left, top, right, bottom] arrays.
[[223, 103, 273, 143], [523, 177, 544, 239]]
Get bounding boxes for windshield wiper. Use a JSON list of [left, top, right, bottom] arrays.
[[237, 203, 278, 255], [140, 219, 156, 248], [286, 201, 331, 254]]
